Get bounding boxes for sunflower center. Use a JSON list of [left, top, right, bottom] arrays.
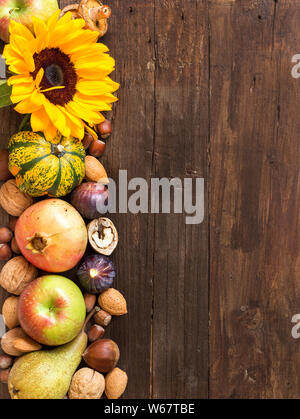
[[45, 64, 64, 87], [31, 48, 77, 106]]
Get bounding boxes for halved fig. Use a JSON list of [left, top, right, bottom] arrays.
[[87, 217, 118, 256]]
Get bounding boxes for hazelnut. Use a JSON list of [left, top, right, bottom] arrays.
[[0, 149, 12, 182], [97, 119, 112, 139], [82, 132, 94, 149], [87, 218, 118, 256], [88, 139, 106, 157], [0, 243, 12, 260], [11, 237, 20, 254], [0, 354, 13, 369], [94, 309, 112, 327], [88, 324, 105, 342], [2, 296, 19, 329], [105, 368, 128, 399], [0, 256, 38, 295], [0, 227, 13, 243], [68, 368, 105, 399], [83, 339, 120, 373], [0, 368, 10, 384], [84, 293, 96, 312], [8, 217, 18, 232], [98, 288, 127, 316]]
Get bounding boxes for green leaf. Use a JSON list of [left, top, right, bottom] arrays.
[[0, 80, 12, 108]]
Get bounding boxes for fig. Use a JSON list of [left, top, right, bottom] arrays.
[[77, 254, 115, 294], [71, 182, 109, 219]]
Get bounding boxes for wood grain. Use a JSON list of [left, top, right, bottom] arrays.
[[209, 0, 300, 399], [152, 0, 209, 398]]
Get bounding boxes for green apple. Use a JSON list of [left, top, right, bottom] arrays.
[[0, 0, 59, 43], [18, 275, 86, 346]]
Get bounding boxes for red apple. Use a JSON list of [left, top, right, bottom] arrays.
[[19, 275, 86, 346], [15, 199, 88, 272], [0, 0, 59, 43]]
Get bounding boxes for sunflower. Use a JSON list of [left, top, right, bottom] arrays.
[[3, 10, 119, 142]]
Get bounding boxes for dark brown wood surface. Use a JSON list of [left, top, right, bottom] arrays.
[[1, 0, 300, 399]]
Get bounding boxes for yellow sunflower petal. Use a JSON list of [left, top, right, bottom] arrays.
[[7, 75, 32, 86], [32, 16, 48, 52], [66, 101, 103, 125], [47, 10, 61, 32], [44, 122, 58, 142], [60, 30, 99, 55], [8, 62, 29, 74], [9, 20, 35, 42], [11, 82, 35, 98], [14, 99, 42, 114], [73, 93, 112, 111], [48, 23, 86, 48], [31, 108, 50, 132], [31, 90, 46, 107], [44, 100, 70, 137], [56, 11, 73, 25], [76, 80, 119, 96], [34, 68, 44, 88], [70, 43, 109, 62], [84, 123, 99, 141], [59, 108, 85, 139], [10, 35, 34, 71]]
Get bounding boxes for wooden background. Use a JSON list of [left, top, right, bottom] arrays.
[[1, 0, 300, 399]]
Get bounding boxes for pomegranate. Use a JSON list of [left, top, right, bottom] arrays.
[[15, 199, 87, 272]]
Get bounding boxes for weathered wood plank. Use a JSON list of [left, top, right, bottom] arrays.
[[152, 0, 209, 398], [209, 0, 300, 398], [100, 0, 155, 399]]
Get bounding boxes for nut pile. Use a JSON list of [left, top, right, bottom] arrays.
[[0, 118, 128, 398]]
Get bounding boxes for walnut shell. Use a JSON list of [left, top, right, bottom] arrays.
[[0, 180, 34, 216], [68, 368, 105, 399], [105, 368, 128, 399], [98, 288, 127, 316], [1, 328, 28, 356], [2, 296, 19, 329], [87, 218, 118, 256], [0, 256, 38, 295]]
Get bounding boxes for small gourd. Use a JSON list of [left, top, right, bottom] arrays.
[[8, 131, 85, 197]]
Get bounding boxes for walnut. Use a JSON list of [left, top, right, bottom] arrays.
[[68, 368, 105, 399], [87, 218, 118, 256], [0, 180, 34, 216], [0, 256, 38, 295]]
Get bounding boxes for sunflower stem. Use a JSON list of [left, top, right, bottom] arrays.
[[18, 114, 30, 132]]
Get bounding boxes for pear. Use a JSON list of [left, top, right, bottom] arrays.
[[8, 331, 87, 399]]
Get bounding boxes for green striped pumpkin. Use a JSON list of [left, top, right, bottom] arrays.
[[8, 131, 85, 197]]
